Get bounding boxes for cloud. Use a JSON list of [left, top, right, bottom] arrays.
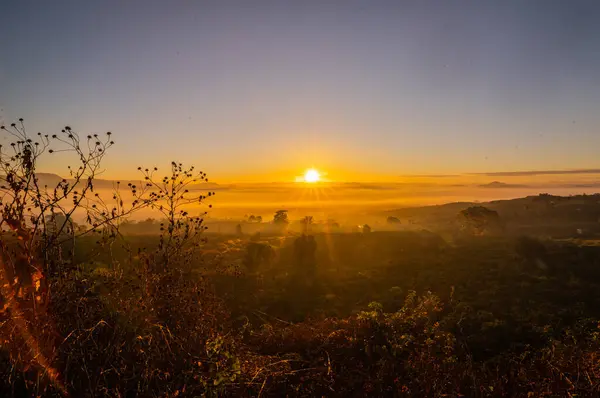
[[399, 174, 460, 178], [476, 169, 600, 177], [569, 183, 600, 188]]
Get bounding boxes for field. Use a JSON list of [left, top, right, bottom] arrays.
[[4, 193, 600, 396]]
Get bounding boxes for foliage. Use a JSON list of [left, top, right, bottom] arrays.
[[386, 216, 401, 224], [5, 211, 600, 396], [515, 235, 549, 267], [245, 291, 458, 396], [273, 209, 289, 225], [300, 215, 313, 233], [0, 120, 154, 395], [326, 219, 340, 229], [137, 162, 214, 271], [0, 119, 222, 397], [458, 205, 503, 235], [243, 242, 275, 272], [247, 215, 263, 223], [0, 121, 148, 275]]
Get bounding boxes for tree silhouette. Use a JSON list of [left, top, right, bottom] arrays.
[[45, 212, 76, 236], [301, 216, 314, 233], [243, 242, 274, 272], [273, 210, 289, 225], [459, 206, 503, 235], [386, 216, 401, 225], [326, 219, 340, 229]]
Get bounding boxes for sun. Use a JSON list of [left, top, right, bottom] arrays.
[[304, 168, 321, 183]]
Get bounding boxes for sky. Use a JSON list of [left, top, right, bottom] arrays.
[[1, 0, 600, 182]]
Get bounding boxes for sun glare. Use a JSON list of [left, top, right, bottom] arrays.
[[304, 168, 321, 183]]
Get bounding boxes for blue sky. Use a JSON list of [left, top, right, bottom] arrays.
[[1, 1, 600, 181]]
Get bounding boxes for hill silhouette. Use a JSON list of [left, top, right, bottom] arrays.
[[19, 173, 221, 191], [386, 193, 600, 237]]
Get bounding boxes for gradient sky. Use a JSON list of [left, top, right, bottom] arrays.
[[1, 1, 600, 182]]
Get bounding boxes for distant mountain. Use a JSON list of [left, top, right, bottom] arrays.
[[88, 178, 220, 191], [32, 173, 65, 187], [1, 172, 65, 187], [479, 181, 528, 188], [2, 173, 220, 191]]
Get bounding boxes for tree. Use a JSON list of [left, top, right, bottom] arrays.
[[247, 215, 262, 223], [45, 212, 76, 236], [139, 217, 157, 227], [326, 219, 340, 229], [458, 206, 503, 235], [386, 216, 401, 225], [301, 215, 314, 233], [243, 242, 275, 272], [273, 210, 289, 225]]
